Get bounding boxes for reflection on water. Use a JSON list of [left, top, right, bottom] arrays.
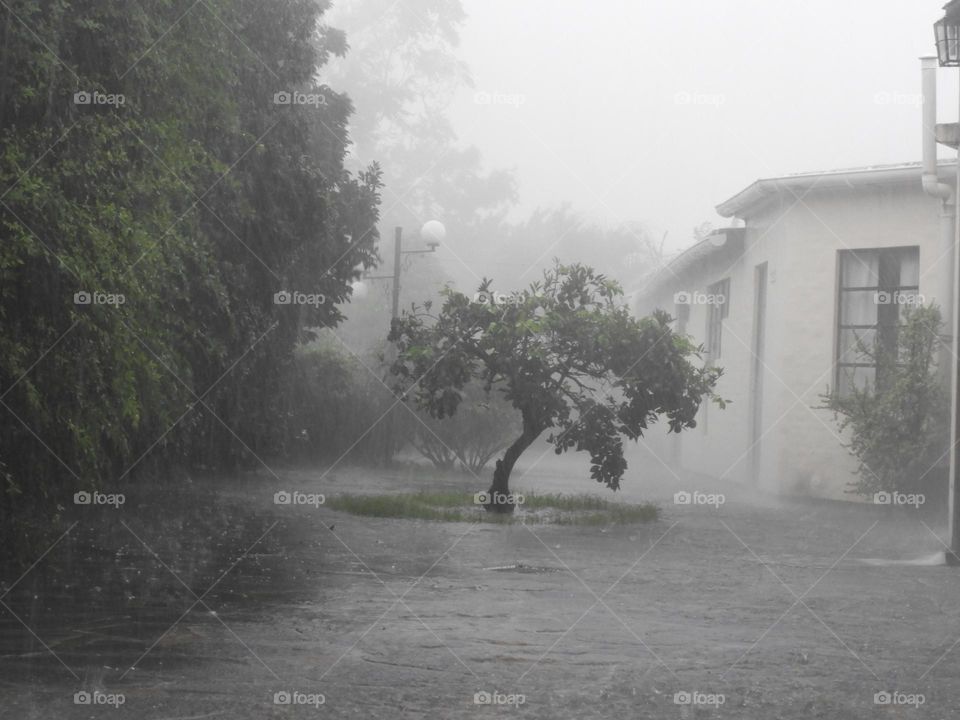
[[859, 551, 946, 567], [0, 483, 289, 685]]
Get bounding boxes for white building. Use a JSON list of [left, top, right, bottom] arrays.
[[636, 162, 955, 500]]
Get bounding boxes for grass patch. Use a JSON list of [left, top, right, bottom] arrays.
[[324, 491, 658, 525], [324, 492, 468, 521]]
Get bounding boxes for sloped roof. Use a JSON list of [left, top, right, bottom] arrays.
[[634, 228, 745, 305], [634, 161, 957, 308], [716, 161, 955, 218]]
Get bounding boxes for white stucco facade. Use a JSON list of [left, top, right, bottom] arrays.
[[636, 163, 954, 500]]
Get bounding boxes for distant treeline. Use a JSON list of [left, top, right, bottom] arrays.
[[0, 0, 381, 548]]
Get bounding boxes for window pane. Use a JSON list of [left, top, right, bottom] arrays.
[[705, 278, 729, 358], [840, 289, 878, 326], [838, 328, 876, 364], [675, 303, 690, 334], [841, 251, 879, 288], [707, 305, 722, 357], [836, 246, 919, 398], [839, 365, 875, 396]]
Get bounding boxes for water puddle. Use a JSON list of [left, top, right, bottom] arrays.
[[858, 551, 946, 567], [482, 563, 564, 574]]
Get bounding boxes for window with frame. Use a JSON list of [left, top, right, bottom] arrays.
[[705, 278, 730, 360], [836, 246, 920, 396]]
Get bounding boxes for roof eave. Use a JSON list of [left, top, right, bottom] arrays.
[[716, 162, 955, 219]]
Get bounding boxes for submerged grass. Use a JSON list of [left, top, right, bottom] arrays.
[[325, 490, 658, 525], [323, 492, 468, 521]]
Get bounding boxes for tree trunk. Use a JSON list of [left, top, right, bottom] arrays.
[[485, 420, 540, 514]]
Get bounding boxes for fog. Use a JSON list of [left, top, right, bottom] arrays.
[[3, 0, 960, 717], [447, 0, 955, 254]]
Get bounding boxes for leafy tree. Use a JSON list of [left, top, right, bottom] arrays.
[[821, 305, 949, 497], [0, 0, 380, 562], [324, 0, 516, 302], [389, 261, 723, 512]]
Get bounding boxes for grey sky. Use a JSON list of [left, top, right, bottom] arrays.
[[447, 0, 955, 255]]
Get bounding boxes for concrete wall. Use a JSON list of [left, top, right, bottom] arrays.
[[636, 177, 944, 500]]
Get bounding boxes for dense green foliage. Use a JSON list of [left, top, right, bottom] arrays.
[[0, 1, 380, 550], [284, 334, 409, 464], [822, 306, 949, 497], [389, 261, 723, 511]]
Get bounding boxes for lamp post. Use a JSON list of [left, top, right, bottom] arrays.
[[934, 0, 960, 563], [359, 221, 445, 319]]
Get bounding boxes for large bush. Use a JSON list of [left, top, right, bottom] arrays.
[[411, 382, 521, 474], [822, 306, 949, 497], [284, 335, 410, 464]]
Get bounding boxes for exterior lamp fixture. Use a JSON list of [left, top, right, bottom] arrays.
[[935, 0, 960, 67], [361, 221, 445, 319]]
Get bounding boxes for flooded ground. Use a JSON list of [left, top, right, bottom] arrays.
[[2, 446, 960, 718]]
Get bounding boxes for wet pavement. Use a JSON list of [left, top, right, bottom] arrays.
[[2, 449, 960, 718]]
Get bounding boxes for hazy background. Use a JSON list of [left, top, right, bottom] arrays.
[[329, 0, 960, 350], [448, 0, 957, 255]]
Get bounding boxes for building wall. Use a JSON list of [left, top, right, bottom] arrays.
[[637, 178, 944, 500], [762, 182, 943, 499], [638, 243, 759, 488]]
